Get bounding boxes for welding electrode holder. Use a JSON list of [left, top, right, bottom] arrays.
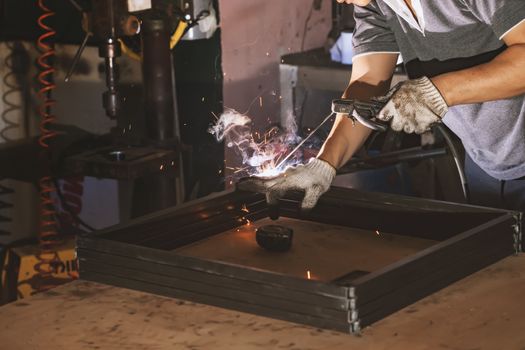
[[331, 98, 389, 132]]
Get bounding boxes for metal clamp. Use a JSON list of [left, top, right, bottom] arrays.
[[348, 287, 361, 335], [512, 212, 523, 254], [332, 98, 389, 132]]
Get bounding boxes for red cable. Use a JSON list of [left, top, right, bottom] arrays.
[[34, 0, 62, 290], [36, 0, 58, 148]]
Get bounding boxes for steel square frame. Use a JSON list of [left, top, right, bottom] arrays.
[[77, 187, 522, 334]]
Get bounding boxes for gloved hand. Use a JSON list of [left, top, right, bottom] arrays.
[[238, 158, 336, 210], [375, 76, 449, 134]]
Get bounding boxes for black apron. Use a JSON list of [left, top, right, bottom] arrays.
[[404, 45, 506, 79]]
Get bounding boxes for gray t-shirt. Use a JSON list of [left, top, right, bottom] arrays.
[[352, 0, 525, 180]]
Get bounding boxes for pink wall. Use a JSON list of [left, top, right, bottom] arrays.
[[220, 0, 332, 127], [219, 0, 332, 179]]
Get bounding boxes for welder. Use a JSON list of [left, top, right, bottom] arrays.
[[246, 0, 525, 212]]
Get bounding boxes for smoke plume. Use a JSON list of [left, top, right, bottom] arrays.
[[208, 109, 305, 178]]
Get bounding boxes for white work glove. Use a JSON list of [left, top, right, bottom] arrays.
[[376, 76, 449, 134], [238, 158, 336, 210]]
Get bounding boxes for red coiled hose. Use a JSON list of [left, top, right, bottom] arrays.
[[34, 0, 62, 288], [36, 0, 58, 148]]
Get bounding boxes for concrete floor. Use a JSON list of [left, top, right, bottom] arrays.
[[0, 255, 524, 349]]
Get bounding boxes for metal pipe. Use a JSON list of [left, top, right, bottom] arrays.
[[141, 16, 176, 143], [131, 15, 178, 217], [338, 147, 448, 174]]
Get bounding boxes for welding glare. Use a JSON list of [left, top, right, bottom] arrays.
[[208, 109, 310, 179]]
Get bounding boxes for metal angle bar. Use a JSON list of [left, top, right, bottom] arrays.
[[142, 208, 268, 250], [338, 147, 447, 174], [78, 249, 350, 311], [105, 197, 266, 244], [275, 197, 504, 241], [80, 262, 349, 320], [512, 212, 522, 254], [91, 190, 263, 238], [357, 243, 512, 321], [77, 237, 349, 297], [80, 270, 352, 333], [352, 214, 515, 306], [134, 203, 267, 246]]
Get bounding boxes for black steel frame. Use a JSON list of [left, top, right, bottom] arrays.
[[77, 187, 522, 334]]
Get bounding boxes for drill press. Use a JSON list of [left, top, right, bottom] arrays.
[[64, 0, 190, 215]]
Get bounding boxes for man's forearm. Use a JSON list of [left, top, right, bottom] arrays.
[[433, 44, 525, 107], [316, 52, 399, 169], [317, 116, 372, 169], [317, 80, 392, 169]]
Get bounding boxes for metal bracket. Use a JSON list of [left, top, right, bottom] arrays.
[[512, 212, 523, 254], [348, 287, 361, 335]]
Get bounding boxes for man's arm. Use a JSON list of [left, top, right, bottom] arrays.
[[238, 52, 399, 209], [317, 52, 399, 169], [432, 21, 525, 106]]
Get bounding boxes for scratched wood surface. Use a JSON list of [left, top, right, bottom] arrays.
[[174, 217, 437, 282], [0, 255, 524, 350]]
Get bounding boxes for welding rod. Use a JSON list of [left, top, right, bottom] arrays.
[[275, 112, 335, 170]]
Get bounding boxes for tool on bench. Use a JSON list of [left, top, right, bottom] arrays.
[[256, 225, 294, 252]]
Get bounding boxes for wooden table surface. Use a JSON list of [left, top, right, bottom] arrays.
[[1, 255, 524, 350]]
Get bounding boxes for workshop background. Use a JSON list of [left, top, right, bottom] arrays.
[[0, 1, 523, 349], [0, 0, 464, 305]]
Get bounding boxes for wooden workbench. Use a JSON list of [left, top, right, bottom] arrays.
[[1, 255, 524, 350]]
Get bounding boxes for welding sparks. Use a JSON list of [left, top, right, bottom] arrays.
[[208, 108, 321, 180], [241, 204, 250, 213], [237, 215, 251, 227], [208, 110, 296, 172], [234, 166, 251, 174], [307, 270, 311, 280], [376, 230, 380, 236]]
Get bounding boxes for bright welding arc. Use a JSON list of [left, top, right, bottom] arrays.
[[274, 112, 335, 170]]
